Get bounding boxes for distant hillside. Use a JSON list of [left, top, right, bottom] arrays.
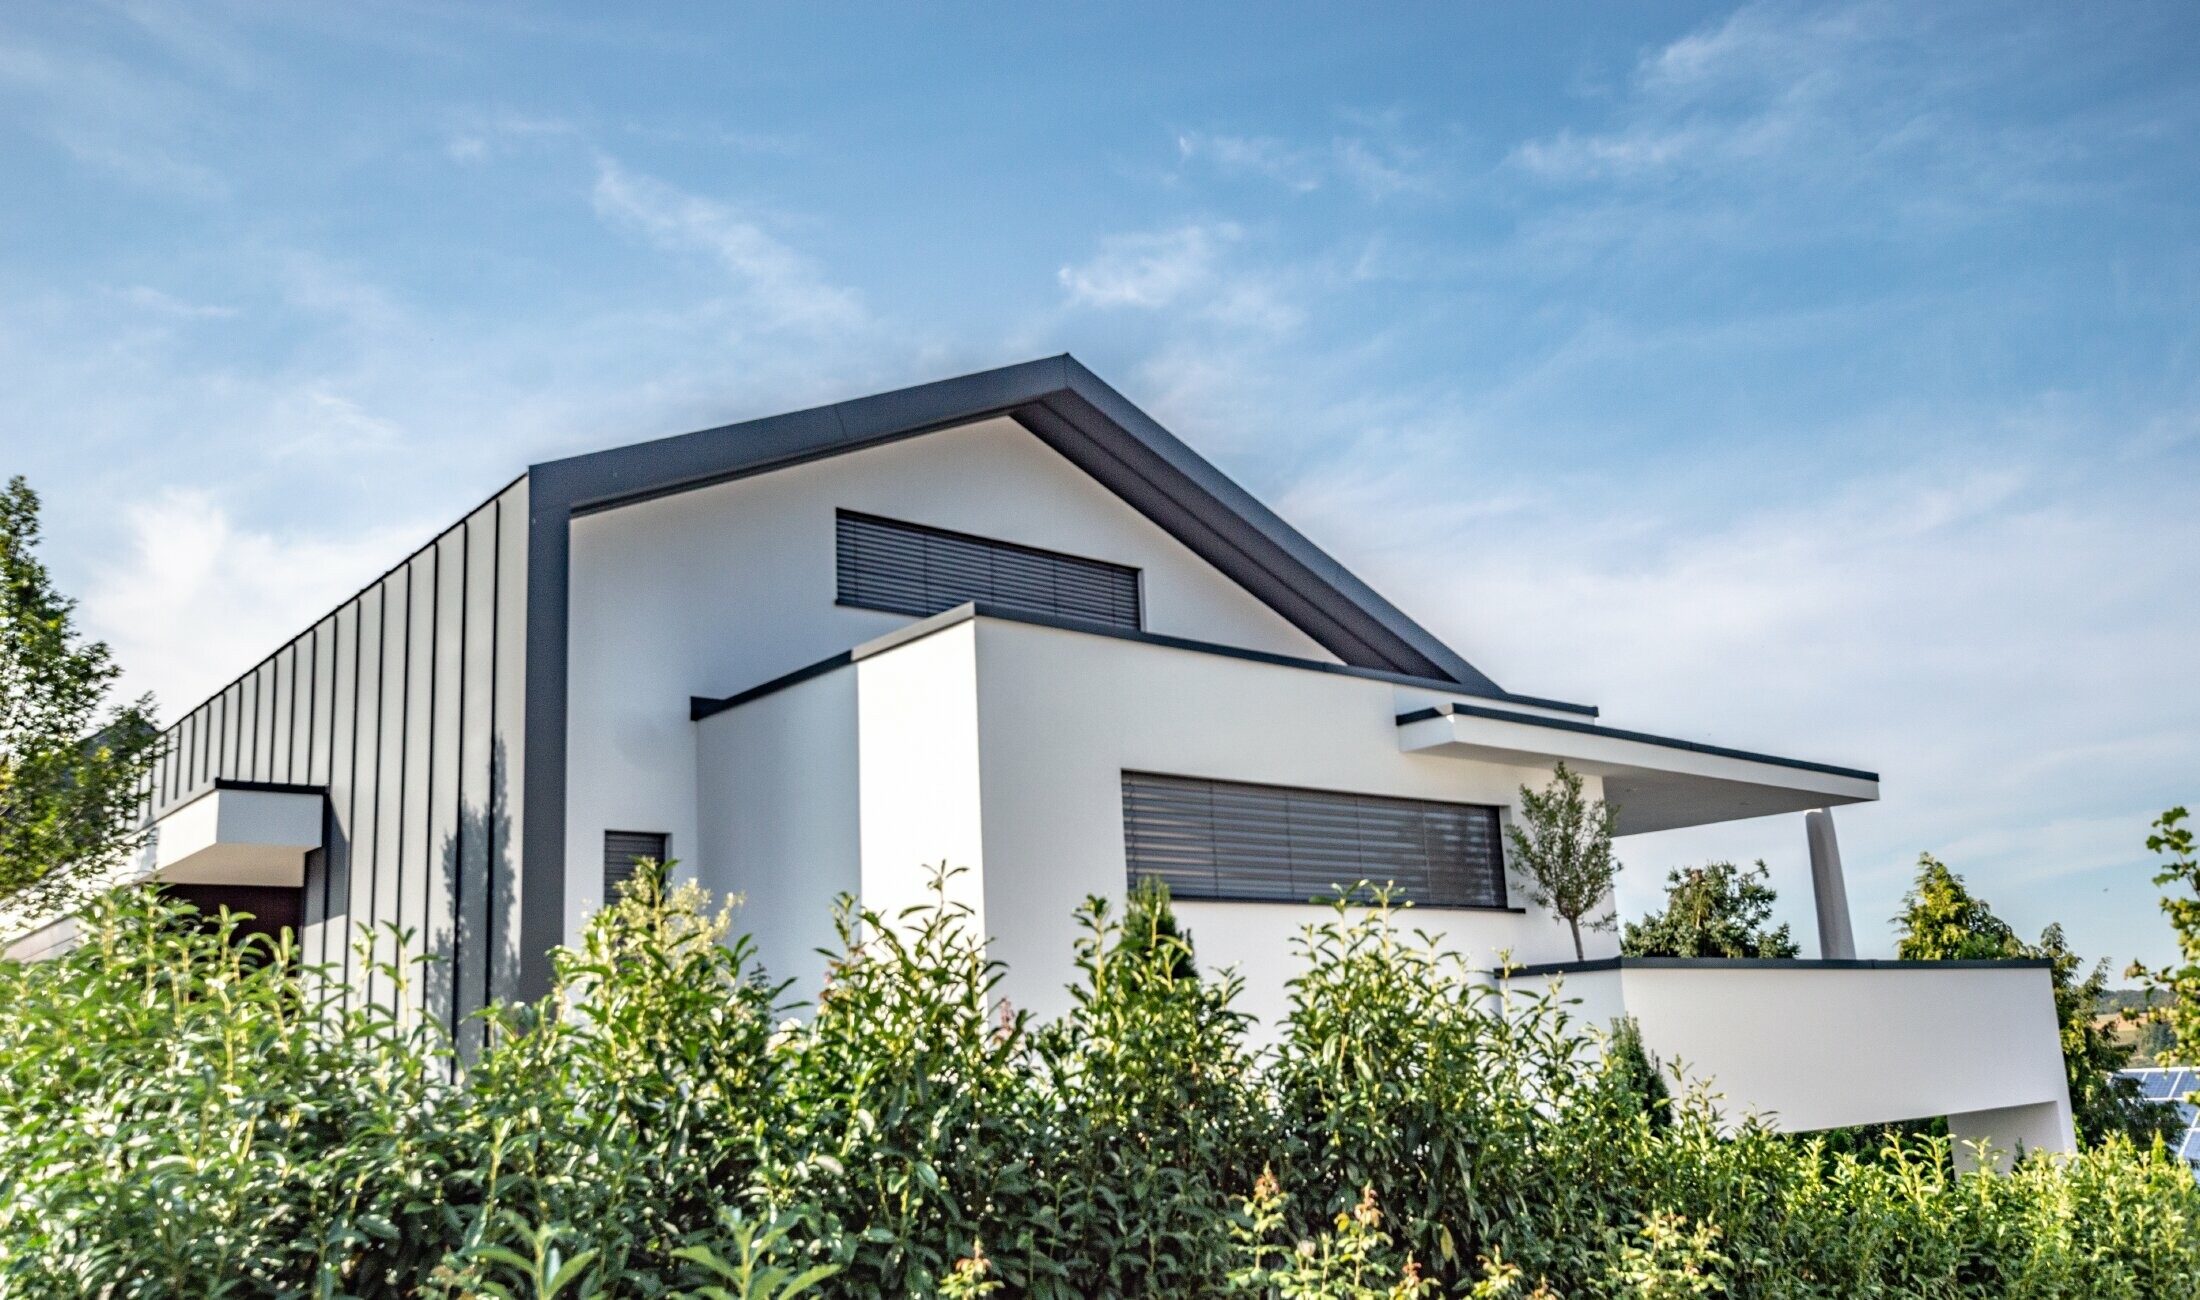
[[2095, 988, 2179, 1065], [2097, 987, 2166, 1016]]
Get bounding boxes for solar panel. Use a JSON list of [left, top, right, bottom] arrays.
[[2120, 1068, 2200, 1173]]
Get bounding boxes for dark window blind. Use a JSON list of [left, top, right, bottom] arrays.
[[1122, 772, 1509, 909], [836, 510, 1142, 629], [604, 830, 669, 902]]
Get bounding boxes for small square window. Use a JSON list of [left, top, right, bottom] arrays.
[[604, 830, 669, 903]]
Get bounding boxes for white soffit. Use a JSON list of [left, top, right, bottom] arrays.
[[151, 786, 325, 887], [1398, 707, 1877, 835]]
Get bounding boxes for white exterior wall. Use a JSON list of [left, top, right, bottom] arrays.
[[568, 417, 1337, 945], [1514, 964, 2075, 1147], [691, 611, 2069, 1145], [696, 613, 1605, 1023], [692, 668, 860, 1005], [856, 621, 989, 939], [965, 618, 1599, 1026]]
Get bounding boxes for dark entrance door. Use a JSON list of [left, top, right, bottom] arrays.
[[163, 883, 303, 948]]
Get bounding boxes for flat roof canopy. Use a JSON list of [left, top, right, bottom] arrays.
[[149, 782, 326, 887], [1397, 702, 1877, 835]]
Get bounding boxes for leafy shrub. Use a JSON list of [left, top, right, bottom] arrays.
[[3, 870, 2198, 1298]]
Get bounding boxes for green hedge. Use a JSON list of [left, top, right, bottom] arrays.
[[2, 869, 2194, 1299]]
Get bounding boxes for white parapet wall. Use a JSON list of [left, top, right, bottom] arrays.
[[1507, 958, 2076, 1166]]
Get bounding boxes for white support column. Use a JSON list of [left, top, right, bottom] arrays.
[[1804, 808, 1857, 960], [1948, 1098, 2078, 1173]]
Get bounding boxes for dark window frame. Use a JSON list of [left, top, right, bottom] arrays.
[[603, 829, 669, 903], [1121, 771, 1517, 911], [835, 509, 1144, 630]]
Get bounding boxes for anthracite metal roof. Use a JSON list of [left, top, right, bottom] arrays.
[[531, 354, 1506, 691]]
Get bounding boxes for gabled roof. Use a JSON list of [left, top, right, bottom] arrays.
[[532, 353, 1524, 696]]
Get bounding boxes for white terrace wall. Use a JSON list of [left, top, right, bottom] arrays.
[[695, 614, 1604, 1022], [1512, 962, 2075, 1156]]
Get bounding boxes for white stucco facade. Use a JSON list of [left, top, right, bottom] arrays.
[[64, 359, 2074, 1161], [565, 416, 1337, 946], [695, 611, 1604, 1016], [680, 604, 2071, 1160]]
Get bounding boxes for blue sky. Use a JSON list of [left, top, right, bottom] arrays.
[[4, 1, 2196, 970]]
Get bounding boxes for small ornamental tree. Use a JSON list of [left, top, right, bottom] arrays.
[[2129, 806, 2199, 1065], [1508, 761, 1618, 961], [0, 476, 158, 922], [1622, 859, 1799, 959]]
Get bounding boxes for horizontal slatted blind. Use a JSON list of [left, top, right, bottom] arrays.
[[604, 831, 668, 903], [1123, 772, 1509, 909], [837, 510, 1142, 629]]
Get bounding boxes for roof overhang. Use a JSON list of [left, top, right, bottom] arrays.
[[1398, 702, 1877, 834], [533, 355, 1501, 692], [149, 782, 326, 887]]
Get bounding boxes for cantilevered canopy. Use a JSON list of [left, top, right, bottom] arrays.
[[148, 781, 326, 887], [1397, 702, 1877, 834]]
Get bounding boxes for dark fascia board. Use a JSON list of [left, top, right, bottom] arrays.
[[210, 778, 330, 796], [1030, 359, 1499, 690], [153, 778, 329, 819], [1503, 955, 2053, 979], [533, 355, 1502, 690], [547, 357, 1066, 517], [1396, 701, 1878, 784], [691, 601, 1600, 723]]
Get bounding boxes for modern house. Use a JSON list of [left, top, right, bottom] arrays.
[[9, 356, 2074, 1163]]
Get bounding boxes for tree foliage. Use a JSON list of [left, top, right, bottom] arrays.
[[0, 475, 158, 919], [1895, 854, 2020, 962], [1506, 761, 1619, 961], [5, 871, 2199, 1298], [2130, 806, 2200, 1065], [1894, 854, 2177, 1150], [1622, 860, 1799, 960]]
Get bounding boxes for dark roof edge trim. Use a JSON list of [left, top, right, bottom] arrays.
[[534, 354, 1507, 690], [1503, 955, 2052, 978], [544, 356, 1070, 517], [1397, 702, 1878, 783], [1054, 357, 1497, 690], [151, 778, 330, 821], [691, 602, 1600, 723], [689, 651, 856, 721]]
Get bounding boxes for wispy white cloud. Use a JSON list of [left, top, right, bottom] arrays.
[[85, 490, 435, 712], [1175, 132, 1324, 192], [109, 284, 238, 320], [0, 26, 232, 199], [591, 157, 865, 332], [1057, 222, 1303, 335], [444, 108, 574, 163], [1332, 135, 1429, 199], [1271, 398, 2200, 967], [1059, 223, 1241, 309], [1175, 115, 1442, 200]]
